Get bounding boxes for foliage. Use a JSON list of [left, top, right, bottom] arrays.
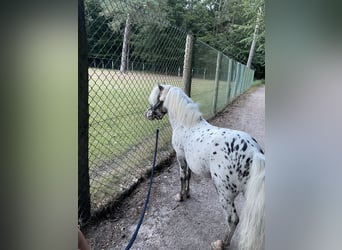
[[173, 0, 265, 78], [84, 0, 121, 59], [84, 0, 265, 78]]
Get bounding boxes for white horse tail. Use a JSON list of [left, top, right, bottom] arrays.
[[238, 152, 265, 250]]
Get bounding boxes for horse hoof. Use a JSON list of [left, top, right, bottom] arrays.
[[175, 193, 183, 202], [211, 240, 223, 250]]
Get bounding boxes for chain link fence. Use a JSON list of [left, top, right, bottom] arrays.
[[79, 0, 254, 223]]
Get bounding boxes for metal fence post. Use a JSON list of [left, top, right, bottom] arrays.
[[183, 34, 194, 97], [239, 66, 244, 94], [78, 0, 91, 223], [239, 65, 244, 94], [212, 51, 222, 114], [225, 58, 232, 105], [234, 63, 241, 97], [239, 64, 243, 94]]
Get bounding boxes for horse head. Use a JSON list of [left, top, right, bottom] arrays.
[[146, 84, 168, 120]]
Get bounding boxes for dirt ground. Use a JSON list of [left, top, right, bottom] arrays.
[[84, 85, 265, 250]]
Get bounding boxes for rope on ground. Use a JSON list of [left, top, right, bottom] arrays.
[[125, 128, 159, 250]]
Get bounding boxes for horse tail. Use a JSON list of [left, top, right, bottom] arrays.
[[238, 152, 265, 250]]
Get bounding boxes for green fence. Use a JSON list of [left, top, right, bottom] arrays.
[[79, 0, 254, 223]]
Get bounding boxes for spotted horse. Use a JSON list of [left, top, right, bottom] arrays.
[[146, 84, 265, 250]]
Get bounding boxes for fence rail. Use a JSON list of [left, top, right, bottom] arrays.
[[79, 0, 254, 223]]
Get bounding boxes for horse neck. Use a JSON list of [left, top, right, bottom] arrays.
[[167, 113, 183, 131], [164, 86, 202, 130], [166, 104, 201, 131]]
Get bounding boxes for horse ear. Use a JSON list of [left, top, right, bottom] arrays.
[[158, 84, 164, 91]]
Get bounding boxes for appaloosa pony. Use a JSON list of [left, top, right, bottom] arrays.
[[146, 84, 265, 250]]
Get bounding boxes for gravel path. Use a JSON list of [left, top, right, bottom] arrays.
[[84, 85, 265, 250]]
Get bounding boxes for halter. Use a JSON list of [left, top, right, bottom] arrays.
[[146, 92, 167, 120], [151, 100, 164, 110]]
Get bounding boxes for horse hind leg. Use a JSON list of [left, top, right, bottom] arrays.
[[185, 167, 191, 198], [212, 197, 239, 250], [223, 200, 239, 249], [175, 158, 191, 202]]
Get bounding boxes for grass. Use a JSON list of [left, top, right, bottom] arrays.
[[87, 67, 255, 211], [88, 69, 171, 169], [250, 79, 265, 87], [191, 78, 232, 117]]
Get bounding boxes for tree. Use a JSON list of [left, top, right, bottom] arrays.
[[84, 0, 118, 59], [247, 6, 262, 68], [84, 0, 265, 78], [100, 0, 164, 73], [225, 0, 265, 77], [174, 0, 265, 78], [120, 13, 131, 73]]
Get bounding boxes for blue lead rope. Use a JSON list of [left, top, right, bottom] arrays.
[[125, 128, 159, 250]]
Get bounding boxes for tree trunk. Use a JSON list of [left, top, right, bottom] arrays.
[[120, 13, 131, 73], [247, 7, 262, 68]]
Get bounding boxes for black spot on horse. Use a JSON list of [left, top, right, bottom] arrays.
[[252, 137, 258, 143], [218, 164, 221, 168], [213, 151, 217, 155], [230, 138, 236, 151], [260, 148, 264, 154], [215, 143, 219, 146], [225, 142, 231, 154], [234, 144, 239, 151], [242, 142, 248, 151], [229, 171, 233, 175], [214, 173, 218, 177], [225, 155, 228, 159]]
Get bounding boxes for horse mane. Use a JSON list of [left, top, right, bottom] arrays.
[[163, 86, 202, 128]]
